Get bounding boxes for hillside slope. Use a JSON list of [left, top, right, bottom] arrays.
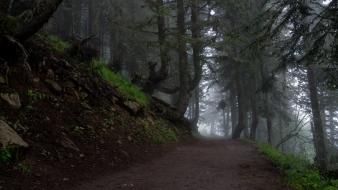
[[0, 35, 190, 190]]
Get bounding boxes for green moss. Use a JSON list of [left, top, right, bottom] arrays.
[[258, 143, 337, 190], [40, 35, 70, 53], [134, 119, 178, 144], [90, 59, 149, 106]]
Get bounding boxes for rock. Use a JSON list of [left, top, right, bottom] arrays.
[[62, 178, 69, 182], [81, 103, 92, 110], [0, 120, 29, 148], [32, 78, 40, 87], [120, 150, 129, 158], [0, 76, 5, 84], [0, 93, 21, 109], [124, 101, 142, 114], [45, 79, 62, 93], [59, 134, 79, 152], [46, 69, 55, 79], [80, 92, 88, 99], [33, 77, 40, 82]]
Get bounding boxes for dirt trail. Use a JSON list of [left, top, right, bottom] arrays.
[[73, 140, 289, 190]]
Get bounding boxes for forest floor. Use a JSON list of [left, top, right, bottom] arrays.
[[72, 140, 290, 190]]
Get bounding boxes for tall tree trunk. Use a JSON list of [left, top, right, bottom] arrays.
[[176, 0, 190, 117], [267, 114, 272, 145], [250, 96, 259, 140], [88, 0, 100, 48], [230, 87, 237, 134], [250, 76, 259, 140], [190, 0, 202, 90], [191, 88, 200, 129], [278, 117, 285, 152], [222, 108, 227, 136], [307, 65, 327, 171], [226, 106, 231, 137], [265, 93, 272, 145], [157, 0, 168, 79], [144, 0, 169, 94], [232, 68, 246, 139]]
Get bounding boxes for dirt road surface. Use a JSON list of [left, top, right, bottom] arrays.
[[73, 140, 289, 190]]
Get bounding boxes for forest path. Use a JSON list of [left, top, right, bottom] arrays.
[[74, 140, 288, 190]]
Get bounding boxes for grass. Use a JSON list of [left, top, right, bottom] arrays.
[[258, 143, 338, 190], [90, 59, 149, 106]]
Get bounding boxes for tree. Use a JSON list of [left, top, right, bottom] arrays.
[[307, 65, 328, 170], [0, 0, 64, 41]]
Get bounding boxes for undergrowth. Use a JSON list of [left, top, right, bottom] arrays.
[[0, 147, 25, 166], [40, 34, 70, 53], [0, 148, 12, 164], [258, 143, 338, 190], [134, 119, 178, 144], [90, 59, 149, 106]]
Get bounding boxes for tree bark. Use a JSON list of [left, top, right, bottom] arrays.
[[307, 65, 327, 171], [176, 0, 190, 117], [250, 95, 259, 140], [144, 0, 169, 94], [230, 87, 237, 134], [14, 0, 64, 41], [224, 106, 231, 137], [232, 68, 246, 139], [265, 93, 272, 145], [190, 0, 202, 90], [250, 76, 259, 140]]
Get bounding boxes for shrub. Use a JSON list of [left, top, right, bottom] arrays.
[[42, 35, 70, 53], [90, 59, 149, 106], [0, 148, 12, 164], [258, 143, 337, 190]]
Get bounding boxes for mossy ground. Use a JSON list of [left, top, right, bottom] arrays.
[[258, 143, 338, 190], [90, 58, 149, 106]]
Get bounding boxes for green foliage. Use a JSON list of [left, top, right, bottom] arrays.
[[17, 163, 32, 175], [0, 148, 12, 164], [90, 59, 149, 105], [258, 143, 338, 190], [27, 89, 47, 103], [43, 35, 70, 53], [134, 119, 177, 144]]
